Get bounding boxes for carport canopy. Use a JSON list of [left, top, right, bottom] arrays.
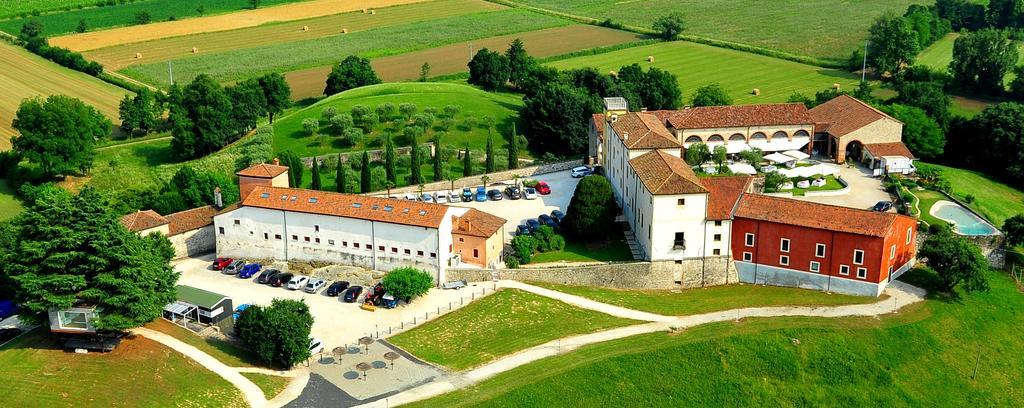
[[164, 301, 197, 316]]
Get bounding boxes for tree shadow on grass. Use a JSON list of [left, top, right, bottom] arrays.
[[897, 267, 962, 304]]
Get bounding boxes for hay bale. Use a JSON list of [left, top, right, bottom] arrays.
[[135, 52, 142, 59], [609, 70, 617, 77], [369, 9, 376, 15], [191, 47, 198, 54], [341, 28, 348, 34], [752, 88, 760, 96], [362, 8, 367, 13], [302, 25, 308, 31], [647, 55, 654, 63], [832, 83, 841, 90]]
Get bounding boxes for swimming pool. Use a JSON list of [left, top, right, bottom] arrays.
[[930, 200, 999, 235]]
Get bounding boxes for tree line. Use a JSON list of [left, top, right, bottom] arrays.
[[18, 20, 103, 76]]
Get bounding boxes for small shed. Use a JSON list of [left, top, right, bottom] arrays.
[[49, 306, 101, 334], [165, 285, 233, 331], [863, 142, 916, 176]]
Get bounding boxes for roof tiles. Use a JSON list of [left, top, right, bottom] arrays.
[[237, 163, 289, 178], [610, 112, 681, 149], [238, 186, 450, 228], [166, 206, 217, 236], [701, 176, 753, 220], [808, 94, 900, 137], [864, 142, 915, 159], [121, 210, 168, 232], [735, 194, 901, 237], [629, 150, 707, 195], [453, 208, 507, 238], [663, 103, 812, 130]]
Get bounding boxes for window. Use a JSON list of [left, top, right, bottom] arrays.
[[328, 239, 335, 246], [745, 233, 755, 247], [742, 252, 752, 261], [264, 233, 269, 240], [379, 245, 385, 251], [365, 243, 371, 250], [673, 232, 686, 249], [417, 250, 424, 257], [888, 265, 894, 277], [809, 261, 820, 273], [314, 225, 320, 232], [218, 227, 225, 235], [473, 249, 479, 258], [233, 219, 240, 225], [275, 234, 282, 240], [714, 220, 722, 226], [779, 255, 789, 266], [677, 198, 686, 206], [404, 249, 411, 255], [342, 241, 348, 247], [392, 247, 398, 253], [292, 235, 298, 241], [713, 234, 722, 242], [713, 249, 721, 255], [906, 227, 913, 244], [780, 238, 790, 253], [459, 237, 464, 242], [354, 243, 360, 249], [304, 236, 310, 242], [857, 267, 867, 279], [815, 243, 826, 258], [853, 249, 864, 265], [314, 238, 320, 244], [430, 252, 437, 258], [839, 265, 850, 275], [249, 231, 254, 236], [890, 245, 896, 260]]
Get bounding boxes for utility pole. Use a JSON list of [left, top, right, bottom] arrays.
[[468, 42, 473, 62], [167, 61, 174, 86], [861, 40, 868, 83]]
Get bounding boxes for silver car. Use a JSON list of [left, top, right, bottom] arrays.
[[304, 278, 326, 293], [447, 191, 460, 202], [435, 192, 449, 204]]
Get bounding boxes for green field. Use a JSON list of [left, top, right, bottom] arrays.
[[146, 319, 260, 367], [917, 162, 1024, 228], [0, 0, 306, 36], [513, 0, 920, 61], [409, 269, 1024, 407], [912, 188, 947, 228], [121, 9, 566, 86], [0, 178, 24, 221], [917, 33, 1024, 78], [241, 372, 291, 399], [0, 0, 98, 19], [529, 229, 634, 263], [0, 328, 244, 407], [548, 41, 861, 105], [388, 288, 637, 370]]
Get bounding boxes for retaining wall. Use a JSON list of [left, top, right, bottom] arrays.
[[380, 159, 582, 195], [169, 226, 215, 260], [446, 257, 738, 290]]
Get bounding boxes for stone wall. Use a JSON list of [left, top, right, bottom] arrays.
[[381, 159, 582, 195], [302, 143, 435, 167], [446, 257, 738, 290], [169, 226, 215, 260]]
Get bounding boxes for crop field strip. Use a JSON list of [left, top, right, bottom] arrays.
[[0, 42, 129, 149], [83, 0, 504, 71], [120, 8, 569, 87], [284, 24, 645, 99], [509, 0, 920, 62], [547, 41, 861, 105], [45, 0, 430, 52], [0, 0, 98, 19]]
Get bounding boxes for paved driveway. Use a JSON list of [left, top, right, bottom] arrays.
[[791, 164, 893, 211]]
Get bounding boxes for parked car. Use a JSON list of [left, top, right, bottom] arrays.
[[365, 283, 386, 305], [381, 293, 398, 309], [487, 189, 503, 201], [232, 304, 250, 321], [257, 269, 281, 284], [526, 219, 541, 233], [551, 209, 565, 222], [448, 191, 460, 203], [462, 187, 474, 202], [435, 192, 448, 204], [535, 181, 551, 195], [0, 300, 18, 320], [872, 201, 892, 212], [0, 328, 23, 344], [211, 257, 233, 271], [523, 187, 538, 200], [325, 281, 350, 296], [237, 263, 262, 279], [309, 338, 325, 355], [286, 275, 309, 290], [504, 186, 522, 200], [222, 260, 245, 275], [343, 286, 364, 303], [516, 224, 531, 236], [421, 193, 435, 203], [270, 272, 294, 287], [539, 214, 557, 228], [571, 166, 592, 178], [403, 193, 418, 201], [474, 187, 487, 202], [304, 278, 326, 293]]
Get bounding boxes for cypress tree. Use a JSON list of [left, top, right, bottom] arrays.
[[360, 150, 371, 193], [410, 143, 422, 185], [384, 134, 396, 183], [485, 133, 495, 173], [310, 159, 322, 190], [463, 148, 472, 176], [432, 132, 444, 182], [335, 154, 346, 193], [507, 123, 519, 170]]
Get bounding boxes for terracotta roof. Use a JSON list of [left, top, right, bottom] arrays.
[[700, 176, 753, 220], [662, 103, 812, 130], [628, 150, 707, 195], [453, 208, 506, 238], [808, 94, 900, 137], [236, 186, 450, 228], [166, 206, 217, 236], [864, 142, 915, 159], [610, 112, 681, 149], [735, 194, 902, 237], [591, 113, 605, 135], [236, 162, 289, 178], [121, 210, 168, 232]]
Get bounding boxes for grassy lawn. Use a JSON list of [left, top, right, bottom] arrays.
[[917, 162, 1024, 228], [918, 33, 1024, 81], [408, 268, 1024, 407], [0, 178, 24, 221], [388, 288, 637, 370], [529, 281, 879, 316], [515, 0, 918, 61], [911, 188, 947, 228], [782, 174, 844, 196], [0, 328, 244, 407], [145, 319, 261, 368], [530, 229, 634, 264], [241, 372, 291, 399], [548, 41, 861, 105]]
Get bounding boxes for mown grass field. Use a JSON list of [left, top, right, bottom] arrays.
[[916, 162, 1024, 228], [241, 373, 292, 399], [83, 0, 502, 71], [0, 0, 97, 19], [409, 269, 1024, 407], [912, 188, 947, 228], [273, 82, 523, 157], [0, 328, 244, 407], [512, 0, 920, 61], [529, 229, 634, 264], [548, 41, 861, 105], [0, 178, 24, 220], [0, 42, 129, 148], [388, 288, 637, 370], [146, 319, 260, 367], [917, 33, 1024, 77], [529, 282, 878, 316], [121, 8, 567, 87]]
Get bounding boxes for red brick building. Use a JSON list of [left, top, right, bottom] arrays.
[[730, 194, 918, 296]]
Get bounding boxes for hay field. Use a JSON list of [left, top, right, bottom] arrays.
[[49, 0, 430, 52], [120, 9, 567, 87], [548, 41, 860, 105], [284, 25, 645, 99], [513, 0, 921, 61], [84, 0, 502, 71], [0, 43, 129, 150]]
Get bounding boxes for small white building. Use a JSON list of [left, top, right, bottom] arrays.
[[862, 142, 916, 176]]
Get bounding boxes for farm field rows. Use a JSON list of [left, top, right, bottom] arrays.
[[284, 24, 645, 99], [510, 0, 920, 61], [83, 0, 502, 71], [0, 42, 129, 149], [46, 0, 428, 51], [548, 41, 861, 105], [0, 0, 97, 19], [120, 8, 567, 87]]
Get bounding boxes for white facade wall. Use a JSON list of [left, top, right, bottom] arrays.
[[703, 220, 732, 258], [648, 193, 709, 260], [674, 124, 812, 144]]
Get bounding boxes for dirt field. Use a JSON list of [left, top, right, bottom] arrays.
[[0, 43, 129, 150], [84, 0, 501, 71], [50, 0, 431, 52], [283, 25, 645, 99]]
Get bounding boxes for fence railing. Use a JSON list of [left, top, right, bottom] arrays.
[[361, 283, 498, 341]]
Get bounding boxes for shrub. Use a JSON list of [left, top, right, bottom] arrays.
[[382, 267, 433, 302], [234, 299, 314, 369], [505, 255, 520, 269], [321, 106, 337, 121], [563, 175, 618, 239], [963, 194, 975, 204], [511, 235, 538, 264]]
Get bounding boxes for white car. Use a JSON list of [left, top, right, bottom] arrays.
[[309, 338, 324, 355], [421, 193, 435, 203], [571, 166, 592, 178], [304, 278, 326, 293], [523, 187, 538, 200], [403, 193, 417, 201], [435, 193, 448, 204], [286, 275, 309, 290], [447, 191, 460, 202]]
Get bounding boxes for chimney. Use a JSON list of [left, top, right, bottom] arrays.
[[623, 132, 629, 141], [464, 218, 472, 232], [610, 114, 618, 123], [214, 186, 223, 208], [272, 158, 280, 166]]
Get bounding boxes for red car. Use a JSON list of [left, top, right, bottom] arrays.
[[212, 257, 234, 271], [535, 181, 551, 195]]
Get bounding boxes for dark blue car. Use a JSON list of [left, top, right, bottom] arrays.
[[237, 263, 261, 279], [526, 219, 541, 233]]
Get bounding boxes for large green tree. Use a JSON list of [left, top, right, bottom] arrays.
[[310, 159, 322, 190], [409, 143, 422, 185], [277, 150, 304, 188], [521, 83, 601, 156], [986, 0, 1024, 29], [227, 79, 267, 133], [919, 228, 989, 294], [234, 299, 314, 368], [505, 38, 535, 89], [335, 154, 347, 193], [432, 132, 444, 182], [360, 150, 371, 193], [878, 104, 945, 159], [381, 267, 433, 302], [950, 28, 1019, 95], [12, 95, 110, 178], [162, 166, 239, 213], [384, 134, 397, 184], [973, 102, 1024, 182], [170, 74, 235, 159], [867, 13, 919, 76], [0, 185, 178, 331], [324, 56, 381, 96], [485, 133, 495, 173], [468, 48, 510, 91], [258, 73, 291, 123], [690, 83, 733, 107], [118, 88, 161, 136], [894, 80, 951, 129], [653, 12, 686, 40], [562, 175, 618, 239], [1003, 214, 1024, 247], [507, 125, 519, 170], [463, 148, 472, 177]]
